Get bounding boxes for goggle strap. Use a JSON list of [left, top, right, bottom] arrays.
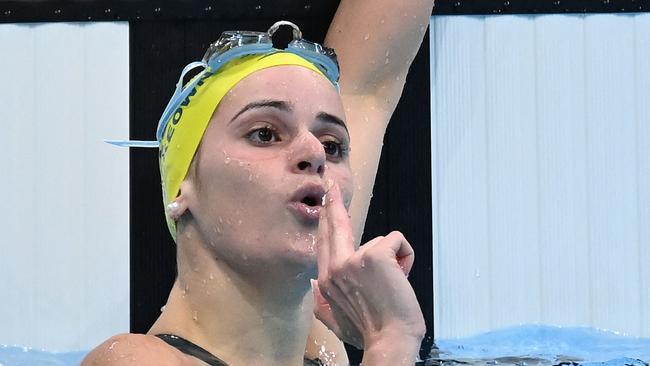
[[177, 61, 208, 92], [104, 139, 159, 148], [156, 62, 209, 141]]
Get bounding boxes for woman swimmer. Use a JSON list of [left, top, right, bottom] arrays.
[[83, 1, 434, 365]]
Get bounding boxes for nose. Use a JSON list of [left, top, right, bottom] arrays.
[[291, 133, 325, 176]]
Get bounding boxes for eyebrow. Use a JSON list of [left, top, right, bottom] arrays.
[[230, 100, 292, 122], [229, 99, 348, 134], [316, 112, 349, 135]]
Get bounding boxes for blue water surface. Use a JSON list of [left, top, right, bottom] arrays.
[[1, 325, 649, 365], [433, 325, 650, 366], [0, 345, 86, 366]]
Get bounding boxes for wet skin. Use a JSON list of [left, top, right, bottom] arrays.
[[179, 65, 355, 293]]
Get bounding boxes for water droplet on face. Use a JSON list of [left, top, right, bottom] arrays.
[[209, 272, 214, 280], [308, 234, 316, 253], [325, 179, 335, 191], [224, 157, 231, 165], [192, 310, 198, 321], [363, 34, 370, 41], [160, 305, 166, 312]]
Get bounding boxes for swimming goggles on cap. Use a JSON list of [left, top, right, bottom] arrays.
[[106, 21, 340, 148]]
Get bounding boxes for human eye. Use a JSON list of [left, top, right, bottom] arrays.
[[321, 137, 349, 161], [247, 125, 280, 145]]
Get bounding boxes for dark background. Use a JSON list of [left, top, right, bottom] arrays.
[[1, 0, 648, 22], [2, 0, 645, 364]]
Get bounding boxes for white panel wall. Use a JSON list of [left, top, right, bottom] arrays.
[[431, 13, 650, 339], [0, 22, 129, 351]]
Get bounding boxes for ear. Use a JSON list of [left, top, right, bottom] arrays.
[[167, 180, 196, 220]]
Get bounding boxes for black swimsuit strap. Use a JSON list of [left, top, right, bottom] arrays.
[[155, 333, 324, 366], [155, 334, 228, 366]]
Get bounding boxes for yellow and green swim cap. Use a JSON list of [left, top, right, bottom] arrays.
[[159, 52, 327, 240]]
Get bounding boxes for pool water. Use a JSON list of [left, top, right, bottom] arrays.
[[428, 325, 650, 366], [0, 345, 86, 366], [1, 325, 648, 366]]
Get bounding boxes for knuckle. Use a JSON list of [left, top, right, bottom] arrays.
[[387, 230, 406, 242], [328, 261, 347, 279], [360, 246, 383, 264]]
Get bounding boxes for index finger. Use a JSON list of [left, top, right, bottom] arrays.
[[320, 181, 355, 266]]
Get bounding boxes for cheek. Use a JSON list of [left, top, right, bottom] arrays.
[[327, 164, 354, 207], [202, 158, 274, 206]]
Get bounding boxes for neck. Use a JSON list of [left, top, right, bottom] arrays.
[[149, 230, 314, 366]]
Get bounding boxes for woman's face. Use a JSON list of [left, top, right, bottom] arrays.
[[184, 65, 353, 278]]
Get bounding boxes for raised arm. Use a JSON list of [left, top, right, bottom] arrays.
[[305, 1, 434, 364], [325, 0, 435, 241]]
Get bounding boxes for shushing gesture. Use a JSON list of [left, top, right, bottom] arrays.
[[311, 182, 426, 365]]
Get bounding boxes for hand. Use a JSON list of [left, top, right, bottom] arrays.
[[311, 182, 425, 352]]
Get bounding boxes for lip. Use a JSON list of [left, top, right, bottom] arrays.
[[288, 183, 326, 223], [288, 202, 322, 222]]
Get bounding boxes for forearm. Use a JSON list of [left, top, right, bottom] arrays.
[[325, 0, 435, 99], [325, 0, 435, 242], [361, 333, 422, 366], [305, 317, 350, 365]]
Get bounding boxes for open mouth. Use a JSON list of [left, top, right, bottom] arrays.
[[289, 184, 326, 223], [301, 196, 319, 207]]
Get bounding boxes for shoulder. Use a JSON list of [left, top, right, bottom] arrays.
[[81, 333, 192, 366]]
